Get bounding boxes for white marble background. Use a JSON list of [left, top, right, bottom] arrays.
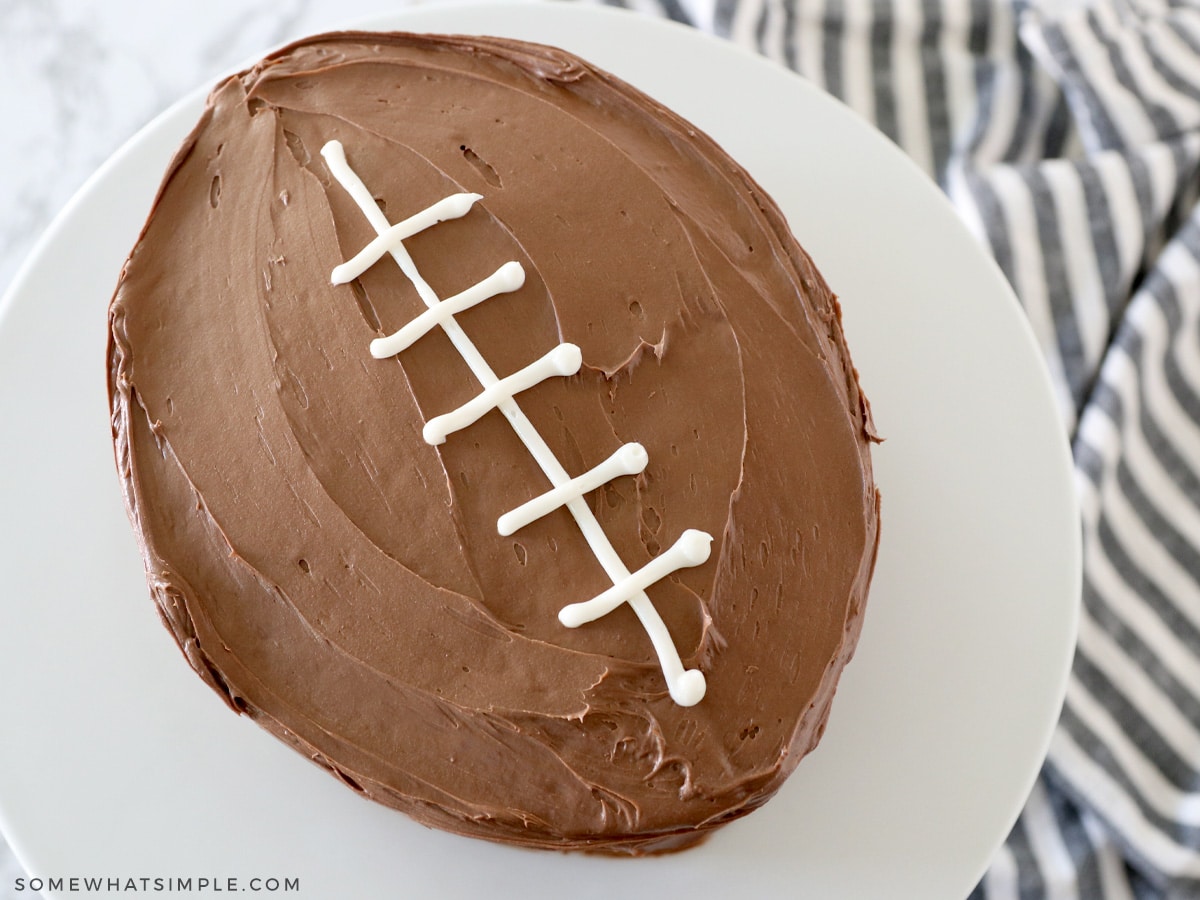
[[0, 0, 453, 295]]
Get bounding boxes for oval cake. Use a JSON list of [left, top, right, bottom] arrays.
[[107, 31, 881, 854]]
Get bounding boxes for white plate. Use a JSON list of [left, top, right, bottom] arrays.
[[0, 4, 1079, 898]]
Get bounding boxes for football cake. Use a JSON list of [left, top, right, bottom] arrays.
[[107, 30, 881, 854]]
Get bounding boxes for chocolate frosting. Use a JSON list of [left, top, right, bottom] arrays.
[[108, 31, 880, 854]]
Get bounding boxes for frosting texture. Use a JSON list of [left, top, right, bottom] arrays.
[[108, 31, 881, 854]]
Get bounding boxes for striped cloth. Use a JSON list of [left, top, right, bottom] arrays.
[[595, 0, 1200, 895]]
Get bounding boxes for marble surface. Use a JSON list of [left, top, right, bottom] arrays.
[[1, 0, 445, 296]]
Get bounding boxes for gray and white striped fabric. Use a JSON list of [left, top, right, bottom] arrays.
[[597, 0, 1200, 895]]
